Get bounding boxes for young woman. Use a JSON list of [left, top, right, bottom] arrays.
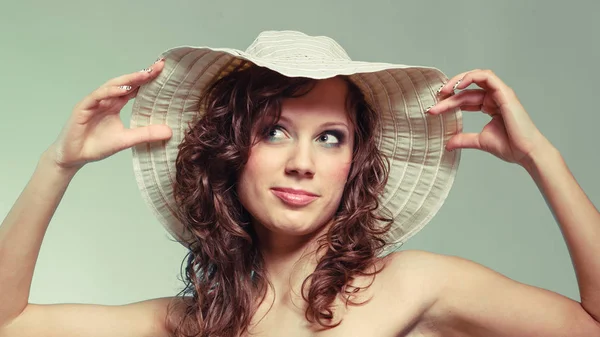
[[1, 31, 599, 337]]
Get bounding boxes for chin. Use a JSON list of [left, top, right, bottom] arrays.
[[262, 212, 332, 237]]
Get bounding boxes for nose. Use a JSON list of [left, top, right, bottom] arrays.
[[284, 141, 315, 177]]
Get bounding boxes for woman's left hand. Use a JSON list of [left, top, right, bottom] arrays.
[[427, 69, 552, 168]]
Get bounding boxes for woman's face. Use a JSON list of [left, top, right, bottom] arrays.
[[237, 77, 355, 238]]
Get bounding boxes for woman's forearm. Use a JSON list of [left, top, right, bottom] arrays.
[[524, 143, 600, 321], [0, 149, 79, 326]]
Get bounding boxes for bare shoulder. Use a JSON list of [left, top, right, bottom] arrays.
[[380, 249, 448, 270], [0, 296, 190, 337], [365, 249, 454, 335], [379, 249, 600, 337], [376, 249, 511, 335], [377, 248, 456, 288]]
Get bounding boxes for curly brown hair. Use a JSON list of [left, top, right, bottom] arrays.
[[165, 60, 393, 336]]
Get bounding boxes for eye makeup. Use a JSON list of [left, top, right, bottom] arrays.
[[263, 124, 348, 147], [317, 129, 346, 147]]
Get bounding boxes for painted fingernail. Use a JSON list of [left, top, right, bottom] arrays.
[[139, 67, 152, 73], [425, 106, 433, 113], [154, 57, 165, 64], [436, 85, 444, 95], [119, 85, 132, 91], [453, 79, 462, 91]]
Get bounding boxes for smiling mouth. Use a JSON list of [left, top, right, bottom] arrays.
[[270, 188, 318, 206]]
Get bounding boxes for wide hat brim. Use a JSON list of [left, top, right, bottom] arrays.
[[130, 31, 462, 256]]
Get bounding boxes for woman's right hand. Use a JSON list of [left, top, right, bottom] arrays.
[[47, 59, 172, 172]]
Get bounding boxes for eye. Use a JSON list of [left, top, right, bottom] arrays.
[[317, 131, 344, 147], [264, 125, 287, 141], [318, 133, 338, 143]]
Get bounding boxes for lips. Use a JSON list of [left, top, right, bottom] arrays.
[[270, 187, 319, 206]]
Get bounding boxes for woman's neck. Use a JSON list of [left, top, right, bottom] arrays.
[[253, 221, 331, 298]]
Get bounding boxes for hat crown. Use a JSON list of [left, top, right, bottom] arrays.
[[244, 30, 352, 61]]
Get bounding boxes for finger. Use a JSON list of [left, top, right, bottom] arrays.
[[439, 69, 513, 101], [96, 86, 141, 112], [81, 85, 135, 110], [460, 104, 487, 112], [80, 59, 165, 109], [446, 133, 481, 151], [116, 124, 173, 151], [123, 86, 141, 101], [428, 89, 486, 114], [105, 59, 165, 87], [454, 69, 511, 94], [437, 69, 481, 97]]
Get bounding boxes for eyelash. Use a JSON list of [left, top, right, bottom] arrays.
[[264, 125, 346, 146]]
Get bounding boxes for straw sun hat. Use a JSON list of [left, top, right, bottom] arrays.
[[130, 30, 462, 256]]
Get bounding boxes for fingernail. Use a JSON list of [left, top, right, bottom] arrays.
[[425, 106, 433, 113], [119, 85, 132, 91], [154, 57, 165, 64], [139, 67, 152, 73], [436, 85, 444, 96], [453, 79, 462, 91]]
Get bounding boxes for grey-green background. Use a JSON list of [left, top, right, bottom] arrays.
[[1, 1, 598, 305]]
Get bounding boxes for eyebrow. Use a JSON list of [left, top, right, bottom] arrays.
[[278, 115, 350, 131], [320, 121, 350, 131]]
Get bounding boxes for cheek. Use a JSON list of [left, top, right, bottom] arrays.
[[332, 163, 352, 182], [238, 146, 280, 194], [244, 147, 280, 177], [322, 158, 353, 187]]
